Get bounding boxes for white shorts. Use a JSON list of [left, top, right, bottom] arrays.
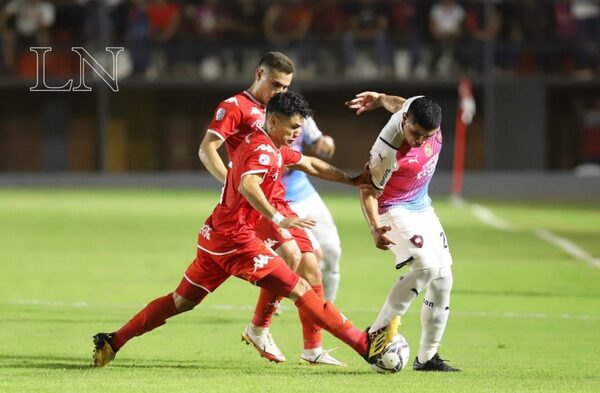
[[380, 205, 453, 270], [289, 192, 341, 251]]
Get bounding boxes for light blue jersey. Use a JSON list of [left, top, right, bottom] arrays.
[[283, 117, 323, 203]]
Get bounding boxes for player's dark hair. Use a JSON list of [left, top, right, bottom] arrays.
[[266, 91, 313, 119], [407, 96, 442, 130], [258, 52, 294, 74]]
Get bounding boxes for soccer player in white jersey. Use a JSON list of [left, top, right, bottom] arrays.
[[282, 117, 343, 302], [346, 91, 460, 372]]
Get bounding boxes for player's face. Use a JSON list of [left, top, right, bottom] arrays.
[[255, 67, 293, 104], [267, 113, 304, 148], [402, 114, 438, 148]]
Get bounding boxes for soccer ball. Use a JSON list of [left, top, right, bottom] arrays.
[[369, 334, 410, 374]]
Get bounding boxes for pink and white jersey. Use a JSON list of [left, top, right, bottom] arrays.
[[377, 130, 443, 214], [367, 96, 442, 213]]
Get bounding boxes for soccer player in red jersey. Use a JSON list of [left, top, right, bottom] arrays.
[[199, 52, 344, 365], [92, 92, 399, 369]]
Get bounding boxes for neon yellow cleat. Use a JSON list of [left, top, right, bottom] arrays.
[[365, 316, 401, 362]]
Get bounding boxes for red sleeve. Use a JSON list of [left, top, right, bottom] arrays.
[[280, 146, 303, 166], [206, 98, 243, 141], [239, 148, 278, 179]]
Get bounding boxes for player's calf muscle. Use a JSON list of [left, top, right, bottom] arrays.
[[287, 278, 312, 301]]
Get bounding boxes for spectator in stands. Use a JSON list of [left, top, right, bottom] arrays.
[[389, 0, 420, 78], [182, 0, 231, 79], [146, 0, 180, 77], [464, 0, 502, 73], [572, 0, 600, 76], [429, 0, 466, 76], [1, 0, 55, 74], [309, 0, 347, 76], [512, 0, 554, 73], [222, 0, 264, 77], [126, 0, 150, 75], [263, 0, 313, 77], [553, 0, 578, 74], [342, 0, 392, 78]]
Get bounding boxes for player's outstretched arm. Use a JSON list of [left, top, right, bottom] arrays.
[[345, 92, 406, 114], [199, 132, 228, 184], [239, 173, 315, 229], [290, 156, 363, 186], [359, 185, 395, 251]]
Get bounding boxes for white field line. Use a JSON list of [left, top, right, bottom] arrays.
[[467, 202, 600, 269], [469, 204, 516, 231], [2, 299, 598, 321], [535, 229, 600, 269]]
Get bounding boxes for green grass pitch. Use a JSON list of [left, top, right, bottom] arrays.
[[0, 188, 599, 392]]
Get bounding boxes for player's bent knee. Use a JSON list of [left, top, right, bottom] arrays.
[[174, 277, 209, 311], [321, 242, 342, 266], [277, 242, 302, 271], [172, 292, 201, 313]]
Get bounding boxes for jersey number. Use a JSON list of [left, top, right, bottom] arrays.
[[440, 232, 448, 249]]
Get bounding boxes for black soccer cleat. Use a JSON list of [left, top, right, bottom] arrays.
[[92, 332, 117, 367], [413, 353, 460, 372]]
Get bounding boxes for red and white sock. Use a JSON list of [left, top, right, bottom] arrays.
[[251, 288, 283, 328]]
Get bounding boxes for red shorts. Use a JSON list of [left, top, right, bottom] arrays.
[[179, 234, 299, 298], [255, 204, 314, 253]]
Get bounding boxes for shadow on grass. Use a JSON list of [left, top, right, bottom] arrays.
[[0, 354, 373, 375], [0, 354, 94, 370]]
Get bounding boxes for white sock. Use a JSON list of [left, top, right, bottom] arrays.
[[369, 268, 436, 333], [320, 242, 342, 302], [250, 324, 268, 336], [418, 273, 453, 363], [302, 347, 322, 357]]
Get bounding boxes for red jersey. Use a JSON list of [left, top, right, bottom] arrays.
[[206, 91, 266, 159], [205, 130, 303, 250]]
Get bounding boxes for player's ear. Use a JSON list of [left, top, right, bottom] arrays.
[[267, 113, 278, 128]]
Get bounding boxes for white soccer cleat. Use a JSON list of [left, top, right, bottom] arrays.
[[241, 324, 286, 363], [300, 349, 347, 367]]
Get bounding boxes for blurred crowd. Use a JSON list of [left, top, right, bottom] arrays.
[[0, 0, 599, 80]]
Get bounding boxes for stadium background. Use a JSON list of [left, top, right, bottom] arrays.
[[0, 0, 598, 189]]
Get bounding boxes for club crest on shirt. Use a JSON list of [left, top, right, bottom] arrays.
[[251, 107, 262, 115], [215, 108, 226, 121], [259, 154, 270, 165], [252, 119, 264, 129], [424, 142, 432, 157]]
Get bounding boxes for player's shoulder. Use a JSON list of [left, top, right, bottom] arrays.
[[242, 131, 277, 154], [213, 94, 245, 120]]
